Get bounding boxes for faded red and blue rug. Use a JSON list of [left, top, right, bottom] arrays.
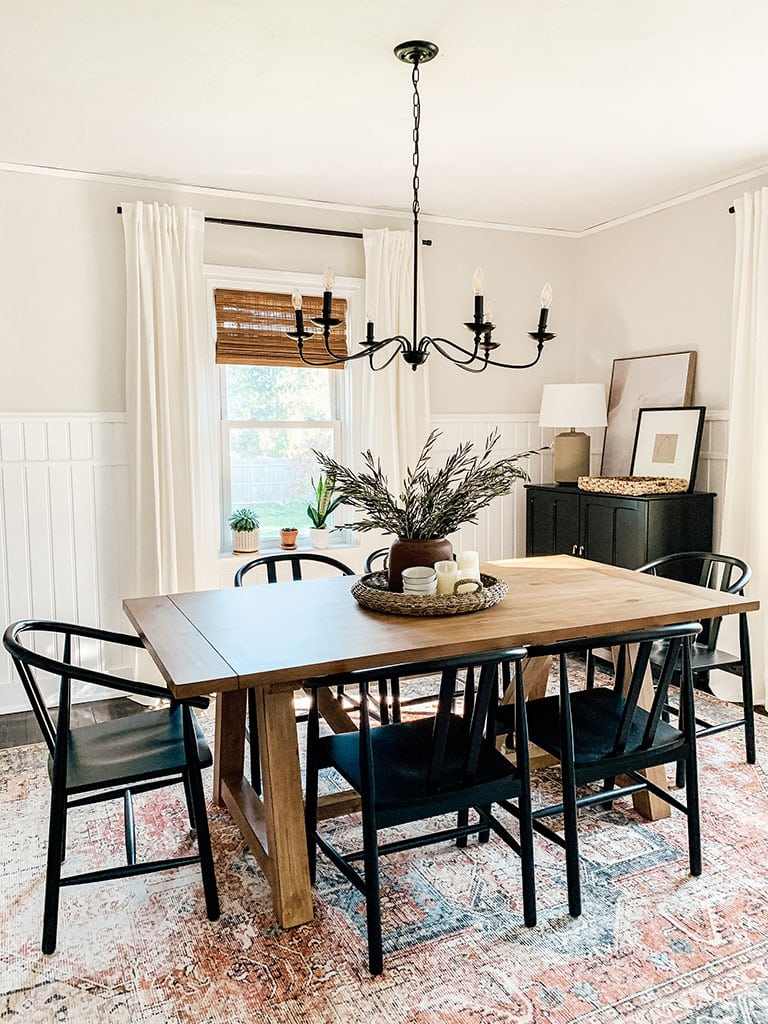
[[1, 684, 767, 1024]]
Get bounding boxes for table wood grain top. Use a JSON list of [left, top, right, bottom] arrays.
[[122, 555, 759, 698]]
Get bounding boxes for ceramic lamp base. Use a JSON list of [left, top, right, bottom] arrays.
[[553, 430, 590, 485]]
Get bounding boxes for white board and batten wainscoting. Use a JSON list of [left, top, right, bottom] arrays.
[[0, 411, 728, 714]]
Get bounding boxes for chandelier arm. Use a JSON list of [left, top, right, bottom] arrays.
[[295, 337, 404, 368], [480, 344, 547, 370], [428, 335, 546, 371], [367, 338, 409, 371], [428, 338, 491, 373], [427, 335, 487, 365]]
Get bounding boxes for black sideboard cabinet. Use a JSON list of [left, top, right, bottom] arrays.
[[525, 484, 715, 572]]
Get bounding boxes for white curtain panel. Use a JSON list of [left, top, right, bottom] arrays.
[[718, 187, 768, 705], [352, 228, 431, 485], [122, 202, 219, 599]]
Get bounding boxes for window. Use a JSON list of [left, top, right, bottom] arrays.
[[220, 362, 343, 539], [211, 276, 356, 549]]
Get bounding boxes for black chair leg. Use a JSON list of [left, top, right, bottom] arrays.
[[585, 650, 596, 689], [478, 804, 491, 844], [182, 770, 197, 831], [517, 800, 537, 928], [456, 808, 469, 849], [60, 807, 67, 863], [247, 688, 262, 795], [377, 679, 390, 725], [360, 801, 383, 975], [600, 777, 615, 809], [561, 779, 581, 917], [43, 785, 67, 954], [684, 751, 702, 877], [182, 710, 220, 921], [390, 676, 401, 723]]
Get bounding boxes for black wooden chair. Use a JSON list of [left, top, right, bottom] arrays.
[[304, 646, 535, 975], [637, 552, 755, 776], [3, 619, 220, 954], [234, 552, 355, 793], [497, 622, 703, 918]]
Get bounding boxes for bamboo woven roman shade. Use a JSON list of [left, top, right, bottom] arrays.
[[214, 289, 348, 368]]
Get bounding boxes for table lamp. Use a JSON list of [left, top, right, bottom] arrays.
[[539, 383, 608, 484]]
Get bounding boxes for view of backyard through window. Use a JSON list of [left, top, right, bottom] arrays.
[[224, 365, 341, 535]]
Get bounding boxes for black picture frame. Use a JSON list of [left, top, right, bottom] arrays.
[[630, 406, 706, 492]]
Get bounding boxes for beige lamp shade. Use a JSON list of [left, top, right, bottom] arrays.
[[539, 383, 608, 484]]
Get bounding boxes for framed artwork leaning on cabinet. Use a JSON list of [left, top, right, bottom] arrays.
[[630, 406, 706, 492], [601, 351, 697, 476]]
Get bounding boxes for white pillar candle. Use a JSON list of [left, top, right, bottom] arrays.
[[456, 551, 480, 580], [435, 560, 458, 596]]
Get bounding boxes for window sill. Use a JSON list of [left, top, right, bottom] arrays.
[[218, 536, 364, 583], [220, 538, 360, 561]]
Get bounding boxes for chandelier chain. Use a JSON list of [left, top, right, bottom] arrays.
[[411, 62, 420, 218]]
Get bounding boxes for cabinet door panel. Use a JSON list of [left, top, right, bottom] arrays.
[[526, 490, 580, 556], [581, 497, 646, 568]]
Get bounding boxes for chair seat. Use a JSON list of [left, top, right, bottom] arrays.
[[524, 688, 684, 768], [650, 639, 741, 674], [319, 713, 520, 817], [57, 707, 212, 794]]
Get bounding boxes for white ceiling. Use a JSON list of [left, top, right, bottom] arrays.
[[3, 0, 768, 232]]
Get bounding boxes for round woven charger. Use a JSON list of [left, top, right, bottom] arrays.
[[351, 571, 509, 617]]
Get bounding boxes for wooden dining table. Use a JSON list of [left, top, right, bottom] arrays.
[[123, 553, 758, 929]]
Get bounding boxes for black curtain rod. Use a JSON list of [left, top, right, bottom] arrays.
[[115, 206, 432, 245]]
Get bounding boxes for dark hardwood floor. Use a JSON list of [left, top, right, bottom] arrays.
[[0, 698, 145, 750]]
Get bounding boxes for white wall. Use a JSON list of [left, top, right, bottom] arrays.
[[577, 172, 768, 409], [0, 166, 576, 416]]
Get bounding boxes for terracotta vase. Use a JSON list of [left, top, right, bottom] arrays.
[[280, 528, 299, 550], [387, 537, 454, 592]]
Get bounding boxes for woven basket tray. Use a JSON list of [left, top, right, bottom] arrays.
[[577, 476, 689, 496], [351, 571, 509, 617]]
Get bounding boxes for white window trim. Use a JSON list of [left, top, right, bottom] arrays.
[[204, 264, 365, 553]]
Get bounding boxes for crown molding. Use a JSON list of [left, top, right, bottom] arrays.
[[579, 165, 768, 236], [3, 158, 768, 238], [0, 160, 573, 237]]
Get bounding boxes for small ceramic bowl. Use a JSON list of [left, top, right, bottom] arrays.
[[401, 566, 437, 584]]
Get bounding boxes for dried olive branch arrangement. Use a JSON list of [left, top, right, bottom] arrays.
[[313, 429, 538, 540]]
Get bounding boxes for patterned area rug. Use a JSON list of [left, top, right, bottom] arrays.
[[2, 674, 768, 1024]]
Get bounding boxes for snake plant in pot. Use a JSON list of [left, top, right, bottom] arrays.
[[314, 430, 534, 590], [307, 472, 343, 549]]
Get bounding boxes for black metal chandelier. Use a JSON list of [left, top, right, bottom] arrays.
[[287, 40, 556, 373]]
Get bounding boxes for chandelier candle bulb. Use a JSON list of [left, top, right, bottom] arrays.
[[291, 289, 304, 333], [537, 282, 553, 333], [473, 267, 485, 323], [366, 311, 375, 345], [322, 266, 334, 320]]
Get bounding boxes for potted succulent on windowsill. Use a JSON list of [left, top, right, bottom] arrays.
[[307, 472, 343, 549], [229, 507, 260, 554], [314, 430, 535, 591]]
